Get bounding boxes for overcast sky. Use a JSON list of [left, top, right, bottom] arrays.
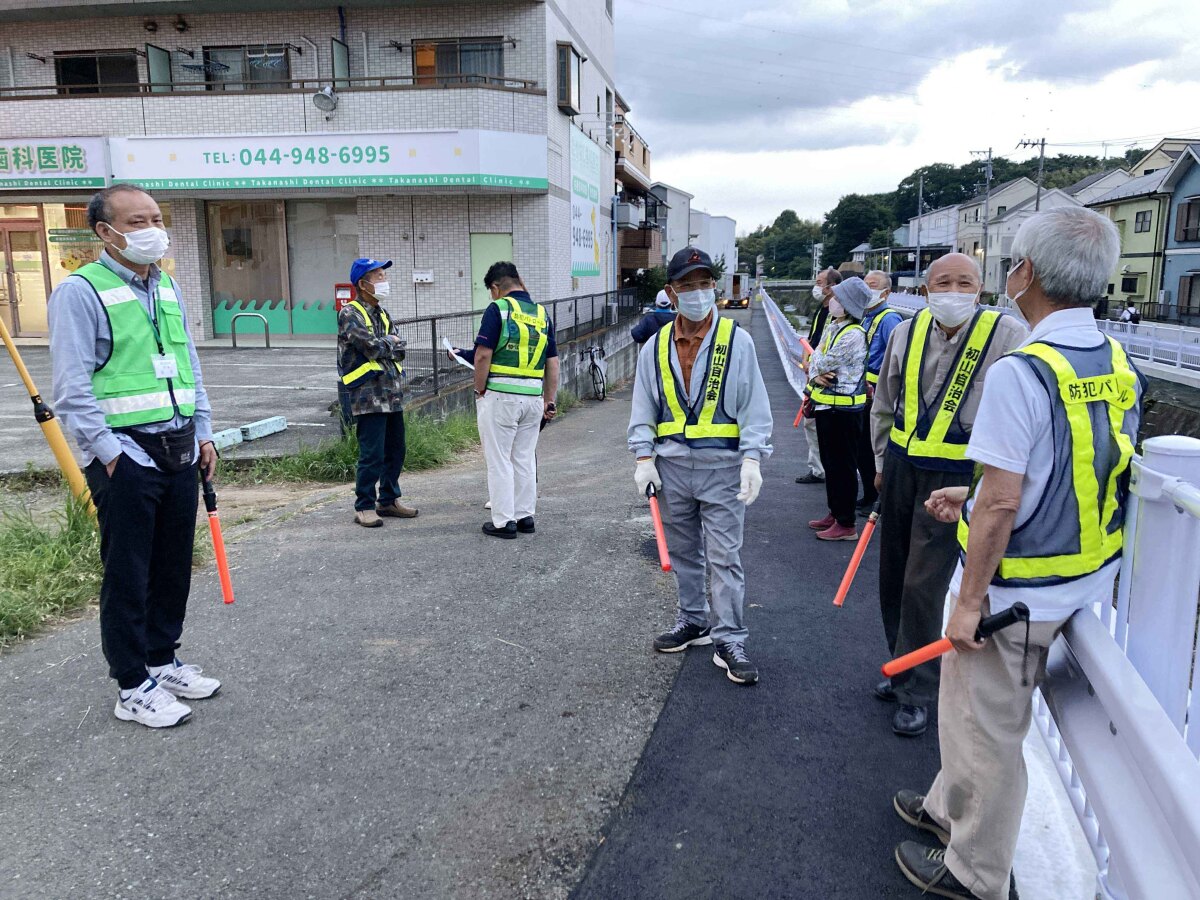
[[613, 0, 1200, 234]]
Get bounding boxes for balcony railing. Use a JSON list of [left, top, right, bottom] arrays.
[[0, 73, 541, 101]]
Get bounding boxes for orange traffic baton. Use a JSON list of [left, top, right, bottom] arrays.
[[882, 602, 1030, 677], [201, 473, 236, 604], [833, 504, 880, 607], [646, 483, 672, 572], [792, 337, 816, 427]]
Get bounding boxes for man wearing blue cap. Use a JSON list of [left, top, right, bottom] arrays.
[[338, 258, 418, 527]]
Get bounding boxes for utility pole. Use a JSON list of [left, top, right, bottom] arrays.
[[1018, 137, 1047, 210], [971, 148, 994, 292], [914, 172, 924, 285]]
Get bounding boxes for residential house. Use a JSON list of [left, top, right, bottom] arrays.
[[1160, 144, 1200, 326], [955, 177, 1038, 270], [850, 242, 870, 266], [687, 209, 738, 297], [906, 202, 959, 249], [1130, 138, 1198, 177], [649, 181, 693, 268], [613, 94, 659, 288], [1061, 168, 1131, 205], [1087, 169, 1171, 319]]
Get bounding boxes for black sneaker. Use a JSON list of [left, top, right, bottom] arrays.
[[893, 790, 950, 845], [653, 618, 712, 653], [795, 472, 825, 484], [873, 678, 897, 702], [894, 841, 978, 898], [893, 703, 928, 737], [482, 521, 518, 539], [713, 642, 759, 685], [516, 516, 536, 534]]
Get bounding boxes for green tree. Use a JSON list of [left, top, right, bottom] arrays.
[[822, 193, 894, 269]]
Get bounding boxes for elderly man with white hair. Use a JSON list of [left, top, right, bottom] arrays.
[[891, 207, 1146, 900], [854, 269, 903, 513]]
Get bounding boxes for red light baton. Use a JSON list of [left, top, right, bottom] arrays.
[[833, 505, 879, 607], [646, 483, 672, 572], [882, 602, 1029, 677], [201, 474, 236, 605]]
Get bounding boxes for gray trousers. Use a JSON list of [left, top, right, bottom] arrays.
[[658, 457, 748, 646], [878, 452, 971, 706], [924, 595, 1067, 900]]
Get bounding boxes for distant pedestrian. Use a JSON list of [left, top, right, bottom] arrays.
[[630, 246, 772, 685], [49, 184, 220, 728], [338, 257, 418, 528], [854, 269, 903, 514], [893, 208, 1144, 900], [457, 262, 559, 538], [631, 290, 677, 344], [795, 267, 841, 485], [805, 277, 870, 541]]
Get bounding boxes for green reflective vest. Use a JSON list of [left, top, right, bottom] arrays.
[[654, 315, 740, 449], [75, 261, 196, 428], [340, 300, 400, 388], [957, 337, 1141, 587], [487, 295, 549, 395], [808, 321, 867, 409], [889, 308, 1001, 472]]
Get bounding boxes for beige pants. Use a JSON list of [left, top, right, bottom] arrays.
[[922, 596, 1069, 900], [476, 391, 543, 527], [802, 415, 824, 477]]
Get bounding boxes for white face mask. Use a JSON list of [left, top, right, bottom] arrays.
[[867, 289, 885, 307], [811, 284, 824, 300], [104, 224, 170, 265], [1003, 259, 1030, 322], [829, 298, 845, 318], [370, 280, 391, 298], [925, 291, 977, 328], [675, 287, 716, 321]]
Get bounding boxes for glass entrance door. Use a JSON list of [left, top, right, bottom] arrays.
[[2, 226, 51, 335]]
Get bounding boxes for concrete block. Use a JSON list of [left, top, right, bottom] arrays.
[[211, 428, 244, 451], [241, 416, 288, 442]]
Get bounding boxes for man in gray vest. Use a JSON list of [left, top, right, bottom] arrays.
[[49, 184, 220, 729]]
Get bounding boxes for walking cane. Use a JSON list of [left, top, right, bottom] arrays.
[[833, 504, 880, 607], [200, 473, 236, 605], [646, 483, 672, 572], [0, 315, 93, 512], [881, 602, 1030, 677]]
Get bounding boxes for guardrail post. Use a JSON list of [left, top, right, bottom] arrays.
[[1124, 435, 1200, 731], [430, 317, 440, 396]]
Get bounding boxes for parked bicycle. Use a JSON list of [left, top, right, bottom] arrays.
[[584, 345, 607, 401]]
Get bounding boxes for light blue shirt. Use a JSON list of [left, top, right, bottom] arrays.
[[628, 313, 773, 468], [48, 250, 213, 469]]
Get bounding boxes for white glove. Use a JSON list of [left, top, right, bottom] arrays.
[[737, 458, 762, 506], [635, 457, 662, 497]]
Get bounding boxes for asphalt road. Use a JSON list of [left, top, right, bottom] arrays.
[[571, 307, 943, 899]]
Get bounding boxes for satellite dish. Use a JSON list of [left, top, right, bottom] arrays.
[[312, 85, 338, 112]]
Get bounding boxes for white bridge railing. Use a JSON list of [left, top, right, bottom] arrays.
[[1097, 320, 1200, 374], [762, 288, 1200, 900]]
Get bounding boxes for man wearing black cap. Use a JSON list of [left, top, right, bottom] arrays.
[[629, 247, 773, 685], [338, 257, 418, 528]]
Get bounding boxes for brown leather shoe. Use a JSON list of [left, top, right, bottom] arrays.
[[377, 500, 419, 518], [354, 509, 383, 528]]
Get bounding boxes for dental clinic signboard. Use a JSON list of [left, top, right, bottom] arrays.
[[109, 130, 547, 191], [570, 126, 602, 278], [0, 137, 107, 190]]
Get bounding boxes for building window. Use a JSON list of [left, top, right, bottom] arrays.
[[1176, 200, 1200, 242], [413, 38, 503, 85], [996, 206, 1006, 216], [1121, 276, 1140, 294], [556, 42, 582, 115], [606, 0, 613, 17], [202, 45, 290, 91], [54, 50, 139, 95], [207, 201, 287, 334], [1179, 275, 1200, 314], [605, 89, 613, 146], [1134, 210, 1152, 233]]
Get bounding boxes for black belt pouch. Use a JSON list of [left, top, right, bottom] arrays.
[[117, 420, 198, 473]]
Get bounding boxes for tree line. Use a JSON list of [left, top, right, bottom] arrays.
[[738, 148, 1147, 279]]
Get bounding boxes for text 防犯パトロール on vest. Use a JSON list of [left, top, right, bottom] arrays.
[[653, 316, 741, 449], [487, 296, 550, 396], [889, 308, 1001, 472]]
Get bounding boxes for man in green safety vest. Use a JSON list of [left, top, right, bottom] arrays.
[[869, 253, 1027, 737], [462, 261, 559, 538], [629, 246, 773, 685], [338, 258, 418, 528], [891, 208, 1144, 900], [49, 184, 220, 729]]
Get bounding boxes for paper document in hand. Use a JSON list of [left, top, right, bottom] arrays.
[[442, 336, 475, 369]]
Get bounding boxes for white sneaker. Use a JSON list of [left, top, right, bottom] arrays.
[[114, 678, 192, 728], [150, 659, 222, 700]]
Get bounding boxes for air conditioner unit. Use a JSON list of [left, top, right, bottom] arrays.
[[1159, 289, 1172, 304], [615, 202, 642, 230]]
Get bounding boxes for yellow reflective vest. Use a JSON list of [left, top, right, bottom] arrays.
[[340, 300, 400, 388], [654, 316, 741, 449], [889, 308, 1001, 472], [808, 321, 867, 409], [487, 295, 550, 395], [957, 337, 1142, 587]]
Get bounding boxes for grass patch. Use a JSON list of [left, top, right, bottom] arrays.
[[228, 411, 481, 485], [0, 463, 64, 494], [554, 389, 580, 415], [0, 495, 101, 646]]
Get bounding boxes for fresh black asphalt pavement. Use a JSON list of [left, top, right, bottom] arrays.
[[571, 307, 942, 899]]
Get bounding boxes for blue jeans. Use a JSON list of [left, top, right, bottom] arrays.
[[355, 411, 406, 511]]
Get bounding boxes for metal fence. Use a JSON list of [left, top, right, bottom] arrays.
[[1098, 319, 1200, 375], [382, 289, 639, 402]]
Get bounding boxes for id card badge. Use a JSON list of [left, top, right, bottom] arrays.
[[152, 354, 180, 379]]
